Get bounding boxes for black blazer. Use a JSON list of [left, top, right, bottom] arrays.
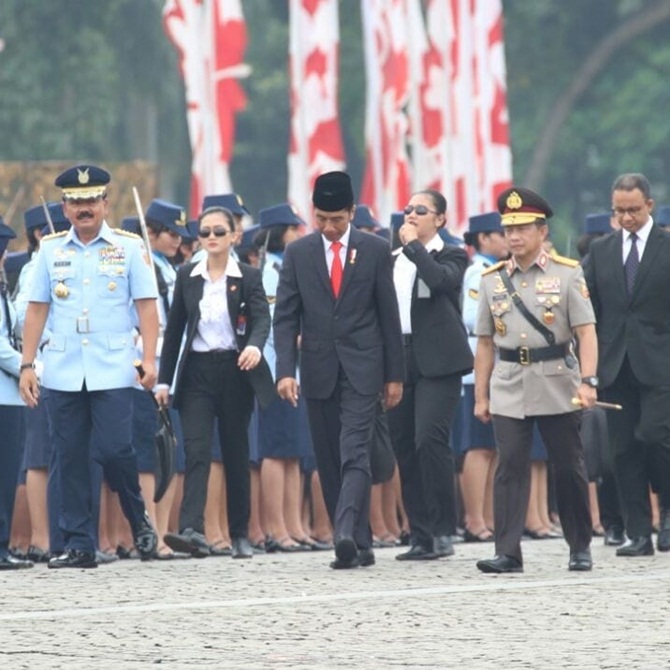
[[393, 240, 473, 378], [584, 224, 670, 388], [159, 260, 276, 409], [273, 227, 405, 399]]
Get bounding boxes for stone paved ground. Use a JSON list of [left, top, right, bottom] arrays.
[[1, 538, 669, 669]]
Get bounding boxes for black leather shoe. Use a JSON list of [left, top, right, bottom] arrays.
[[657, 509, 670, 552], [434, 535, 455, 557], [568, 549, 593, 571], [395, 544, 438, 561], [231, 537, 253, 559], [358, 548, 375, 567], [616, 536, 654, 557], [48, 549, 97, 569], [133, 513, 158, 561], [164, 528, 211, 558], [603, 526, 625, 547], [26, 545, 50, 563], [329, 556, 358, 569], [335, 536, 358, 564], [476, 554, 523, 574], [0, 554, 34, 570]]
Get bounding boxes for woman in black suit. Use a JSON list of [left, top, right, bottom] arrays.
[[156, 206, 275, 559], [389, 189, 473, 561]]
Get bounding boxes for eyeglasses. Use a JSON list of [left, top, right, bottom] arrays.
[[403, 204, 438, 216], [198, 227, 230, 238], [611, 206, 644, 218]]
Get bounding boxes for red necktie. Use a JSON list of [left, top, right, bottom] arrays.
[[330, 241, 343, 298]]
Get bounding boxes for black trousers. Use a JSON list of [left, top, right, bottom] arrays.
[[387, 347, 462, 547], [602, 356, 670, 536], [177, 351, 254, 538], [491, 412, 592, 563], [306, 367, 378, 550], [0, 405, 24, 556]]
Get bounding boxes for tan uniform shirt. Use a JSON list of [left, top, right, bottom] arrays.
[[475, 250, 595, 419]]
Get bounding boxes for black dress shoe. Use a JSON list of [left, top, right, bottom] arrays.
[[164, 528, 211, 558], [231, 537, 253, 559], [434, 535, 455, 558], [329, 556, 358, 569], [476, 554, 523, 574], [358, 548, 376, 567], [568, 548, 593, 571], [395, 544, 438, 561], [48, 549, 98, 569], [657, 509, 670, 552], [0, 554, 34, 570], [133, 513, 158, 561], [616, 536, 654, 557], [335, 536, 358, 564], [603, 526, 625, 547], [26, 545, 50, 563]]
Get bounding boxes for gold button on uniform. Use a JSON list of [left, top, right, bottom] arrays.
[[83, 278, 90, 285], [520, 333, 527, 339], [82, 339, 89, 345]]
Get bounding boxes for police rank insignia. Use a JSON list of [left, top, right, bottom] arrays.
[[494, 317, 506, 335]]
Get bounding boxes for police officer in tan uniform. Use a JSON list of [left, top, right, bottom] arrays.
[[474, 187, 598, 573]]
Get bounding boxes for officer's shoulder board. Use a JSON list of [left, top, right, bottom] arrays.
[[481, 260, 505, 276], [41, 230, 67, 242], [551, 254, 579, 268], [113, 229, 142, 241]]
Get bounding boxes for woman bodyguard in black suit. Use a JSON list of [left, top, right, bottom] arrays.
[[389, 189, 473, 561], [156, 206, 275, 559]]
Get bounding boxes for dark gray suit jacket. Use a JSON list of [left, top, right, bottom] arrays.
[[273, 227, 405, 399], [584, 224, 670, 388], [159, 260, 276, 409]]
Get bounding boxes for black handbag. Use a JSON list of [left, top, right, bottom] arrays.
[[154, 404, 177, 503]]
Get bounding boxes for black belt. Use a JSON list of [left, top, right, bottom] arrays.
[[498, 343, 569, 366], [402, 334, 413, 346], [191, 349, 238, 360]]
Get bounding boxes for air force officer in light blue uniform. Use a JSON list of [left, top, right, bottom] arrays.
[[19, 165, 160, 569]]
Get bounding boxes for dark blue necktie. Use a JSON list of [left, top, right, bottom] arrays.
[[625, 232, 639, 295]]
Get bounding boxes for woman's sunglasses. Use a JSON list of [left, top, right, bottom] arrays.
[[198, 227, 230, 238], [403, 205, 438, 216]]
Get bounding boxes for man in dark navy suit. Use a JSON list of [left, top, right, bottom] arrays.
[[273, 171, 405, 569], [584, 173, 670, 556]]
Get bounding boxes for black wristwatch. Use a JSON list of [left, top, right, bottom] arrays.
[[581, 376, 599, 389]]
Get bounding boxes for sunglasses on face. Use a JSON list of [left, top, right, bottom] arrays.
[[197, 227, 230, 238], [403, 204, 438, 216]]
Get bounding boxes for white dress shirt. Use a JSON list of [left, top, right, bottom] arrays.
[[393, 233, 444, 335], [621, 216, 653, 263], [190, 256, 242, 352], [321, 225, 351, 276]]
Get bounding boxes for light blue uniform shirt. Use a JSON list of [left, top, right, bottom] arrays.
[[29, 222, 158, 392], [461, 252, 496, 385], [261, 251, 283, 382], [0, 296, 23, 405]]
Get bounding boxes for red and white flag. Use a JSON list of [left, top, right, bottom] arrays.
[[360, 0, 412, 227], [163, 0, 250, 216], [410, 0, 512, 234], [288, 0, 346, 219]]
